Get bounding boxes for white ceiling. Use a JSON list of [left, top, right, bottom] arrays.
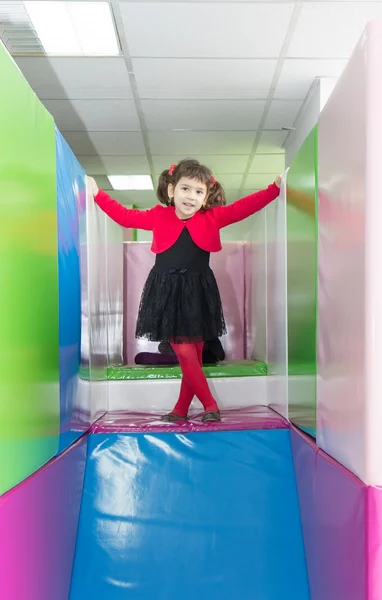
[[1, 0, 382, 206]]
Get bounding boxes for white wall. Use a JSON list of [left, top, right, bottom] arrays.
[[285, 77, 338, 168], [266, 174, 288, 419], [317, 23, 382, 486], [136, 229, 152, 242], [84, 182, 109, 421], [83, 185, 124, 420]]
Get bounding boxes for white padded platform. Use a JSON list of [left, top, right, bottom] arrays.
[[107, 376, 267, 412]]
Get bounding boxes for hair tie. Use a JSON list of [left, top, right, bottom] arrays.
[[210, 176, 216, 188], [168, 164, 176, 176]]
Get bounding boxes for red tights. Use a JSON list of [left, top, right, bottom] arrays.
[[170, 342, 219, 417]]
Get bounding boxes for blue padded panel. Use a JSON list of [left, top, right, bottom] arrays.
[[70, 430, 310, 600], [56, 128, 86, 452]]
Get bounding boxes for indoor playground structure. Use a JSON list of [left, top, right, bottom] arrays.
[[1, 20, 382, 600]]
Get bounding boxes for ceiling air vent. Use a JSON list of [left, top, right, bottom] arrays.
[[0, 2, 44, 55]]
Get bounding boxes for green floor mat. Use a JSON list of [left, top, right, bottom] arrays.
[[107, 360, 267, 381]]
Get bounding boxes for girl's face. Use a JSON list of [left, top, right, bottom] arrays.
[[168, 177, 208, 219]]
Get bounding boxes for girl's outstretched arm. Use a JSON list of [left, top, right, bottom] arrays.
[[87, 176, 157, 231], [213, 176, 281, 229]]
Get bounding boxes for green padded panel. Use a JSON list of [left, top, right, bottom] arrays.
[[287, 363, 316, 377], [107, 360, 267, 381], [0, 43, 59, 495], [286, 125, 318, 437]]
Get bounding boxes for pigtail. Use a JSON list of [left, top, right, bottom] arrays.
[[157, 169, 173, 206], [205, 181, 226, 210]]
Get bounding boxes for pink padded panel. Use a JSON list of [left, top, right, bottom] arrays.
[[124, 243, 156, 363], [317, 21, 382, 485], [0, 436, 87, 600], [244, 240, 266, 360], [123, 242, 246, 363], [210, 242, 245, 361], [90, 405, 288, 434]]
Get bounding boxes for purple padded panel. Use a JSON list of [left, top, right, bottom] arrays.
[[366, 486, 382, 599], [0, 435, 87, 600], [90, 405, 288, 434], [291, 426, 366, 600]]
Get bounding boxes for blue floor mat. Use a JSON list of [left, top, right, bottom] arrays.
[[70, 430, 310, 600]]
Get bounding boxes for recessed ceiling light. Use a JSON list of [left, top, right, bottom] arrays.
[[23, 2, 120, 56], [107, 176, 154, 191]]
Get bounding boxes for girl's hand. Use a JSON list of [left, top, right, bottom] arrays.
[[274, 173, 283, 188], [87, 175, 99, 197]]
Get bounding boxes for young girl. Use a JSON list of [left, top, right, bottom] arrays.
[[88, 159, 281, 423]]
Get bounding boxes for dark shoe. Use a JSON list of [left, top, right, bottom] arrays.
[[201, 411, 221, 423], [160, 412, 189, 422]]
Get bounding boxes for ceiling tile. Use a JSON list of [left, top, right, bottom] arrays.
[[133, 58, 276, 99], [78, 155, 150, 175], [153, 154, 250, 174], [216, 174, 244, 188], [15, 57, 132, 99], [257, 131, 287, 153], [119, 0, 292, 3], [250, 154, 285, 174], [264, 100, 303, 129], [63, 131, 146, 155], [244, 173, 279, 190], [224, 190, 241, 204], [107, 190, 157, 207], [274, 59, 347, 99], [77, 156, 104, 173], [43, 99, 140, 131], [142, 99, 265, 131], [121, 2, 294, 58], [288, 2, 382, 59], [148, 131, 257, 155]]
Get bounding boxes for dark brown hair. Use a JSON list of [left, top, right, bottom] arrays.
[[156, 158, 226, 210]]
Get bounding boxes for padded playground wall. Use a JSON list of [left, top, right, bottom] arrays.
[[291, 426, 367, 600], [0, 41, 122, 599], [244, 207, 267, 362], [286, 21, 382, 600], [56, 125, 123, 447], [56, 129, 88, 451], [283, 22, 382, 484], [266, 174, 288, 419], [0, 37, 117, 492], [0, 437, 87, 600], [0, 42, 59, 495], [317, 21, 382, 487], [286, 127, 318, 436], [81, 179, 123, 419]]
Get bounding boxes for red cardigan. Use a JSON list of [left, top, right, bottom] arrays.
[[94, 183, 280, 253]]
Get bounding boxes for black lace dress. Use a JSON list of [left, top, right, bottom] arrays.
[[135, 226, 226, 343]]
